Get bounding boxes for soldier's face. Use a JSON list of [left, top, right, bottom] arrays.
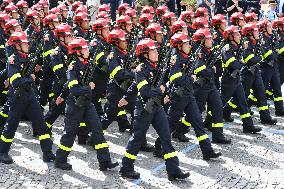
[[220, 22, 226, 30], [182, 28, 188, 35], [126, 23, 133, 33], [14, 25, 22, 32], [238, 19, 245, 27], [102, 27, 110, 39], [156, 33, 163, 44], [204, 37, 212, 48], [20, 42, 29, 53], [81, 48, 90, 59], [62, 10, 68, 18], [81, 20, 90, 30], [148, 48, 158, 62], [119, 40, 128, 50], [266, 24, 272, 34], [22, 7, 28, 14], [11, 12, 19, 19], [233, 32, 241, 44], [64, 35, 73, 44], [253, 30, 259, 39], [182, 41, 191, 54]]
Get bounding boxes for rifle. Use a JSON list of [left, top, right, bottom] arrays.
[[143, 47, 173, 113]]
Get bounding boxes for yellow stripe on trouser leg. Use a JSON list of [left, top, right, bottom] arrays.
[[39, 134, 51, 140], [228, 101, 237, 109], [124, 152, 137, 160], [46, 122, 52, 128], [117, 110, 127, 116], [181, 117, 191, 127], [0, 111, 8, 118], [94, 143, 109, 150], [249, 94, 258, 102], [80, 123, 86, 127], [208, 111, 212, 116], [212, 123, 224, 128], [240, 113, 250, 119], [164, 151, 177, 160], [59, 144, 72, 152], [274, 97, 283, 102], [266, 90, 273, 96], [49, 93, 55, 98], [1, 135, 13, 143], [259, 105, 268, 111], [197, 134, 209, 142]]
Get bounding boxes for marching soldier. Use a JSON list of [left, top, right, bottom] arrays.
[[119, 38, 190, 181], [54, 37, 118, 171], [0, 31, 55, 164], [257, 20, 284, 116], [221, 26, 262, 133], [240, 23, 277, 124]]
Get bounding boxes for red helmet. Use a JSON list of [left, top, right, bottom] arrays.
[[3, 0, 12, 5], [223, 25, 240, 39], [68, 37, 88, 55], [272, 17, 284, 29], [38, 0, 48, 7], [136, 38, 157, 56], [141, 6, 154, 14], [139, 13, 153, 26], [195, 7, 208, 18], [244, 12, 258, 23], [145, 23, 163, 37], [4, 19, 20, 33], [0, 13, 10, 23], [108, 29, 126, 44], [74, 12, 90, 24], [162, 12, 176, 24], [31, 3, 42, 11], [230, 12, 244, 25], [75, 5, 88, 14], [180, 11, 194, 22], [212, 14, 226, 27], [50, 7, 60, 15], [54, 23, 72, 38], [98, 4, 110, 13], [25, 10, 39, 21], [116, 15, 132, 26], [43, 14, 59, 26], [192, 17, 208, 29], [92, 18, 110, 31], [8, 31, 28, 46], [170, 32, 189, 47], [171, 20, 187, 34], [72, 1, 82, 11], [57, 3, 68, 11], [96, 11, 110, 19], [124, 8, 137, 18], [242, 23, 258, 36], [257, 20, 270, 32], [193, 28, 212, 43], [118, 3, 129, 14], [5, 3, 17, 13], [156, 5, 168, 16], [16, 0, 28, 8]]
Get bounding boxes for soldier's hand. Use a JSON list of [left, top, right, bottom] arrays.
[[44, 34, 49, 42], [170, 55, 177, 65], [192, 75, 197, 81], [4, 80, 9, 88], [118, 98, 128, 107], [90, 39, 97, 46], [89, 82, 96, 90], [31, 74, 36, 81], [56, 96, 64, 105], [164, 95, 170, 104], [35, 64, 42, 72], [212, 66, 216, 73], [160, 85, 165, 93]]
